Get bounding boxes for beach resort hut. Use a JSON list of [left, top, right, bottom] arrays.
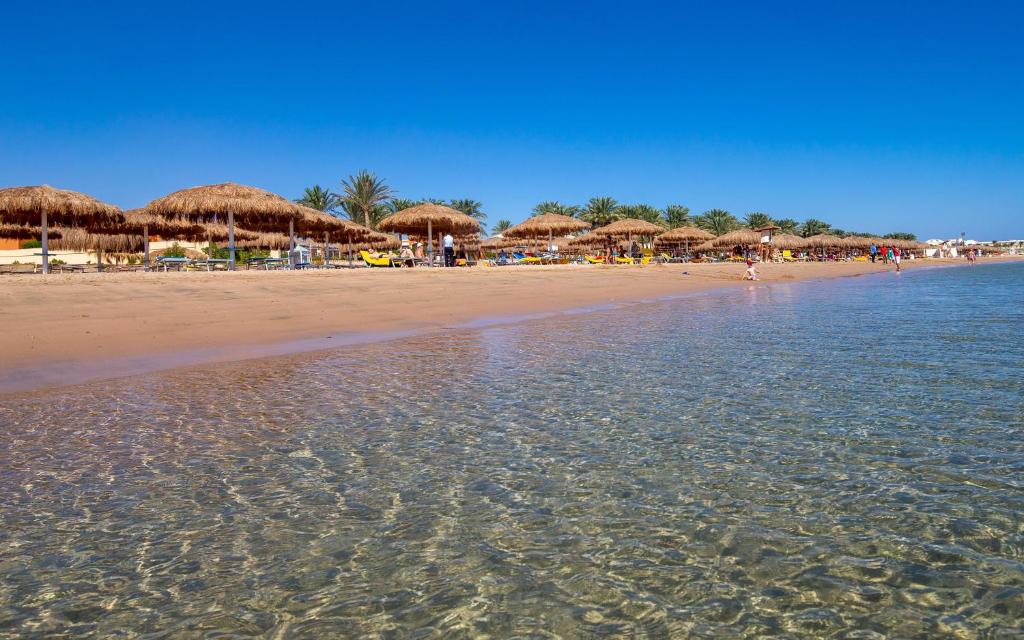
[[768, 233, 809, 259], [378, 203, 481, 266], [143, 183, 304, 270], [591, 219, 666, 257], [503, 214, 590, 253], [653, 226, 714, 258], [0, 185, 123, 273]]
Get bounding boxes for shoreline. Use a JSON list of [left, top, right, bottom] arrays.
[[1, 257, 1019, 395]]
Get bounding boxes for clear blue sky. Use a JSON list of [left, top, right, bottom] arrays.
[[2, 0, 1021, 239]]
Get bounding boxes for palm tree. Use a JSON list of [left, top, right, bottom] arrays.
[[775, 218, 799, 234], [296, 185, 339, 213], [340, 170, 394, 228], [695, 209, 739, 236], [744, 212, 774, 229], [386, 198, 420, 213], [665, 204, 690, 228], [492, 219, 512, 235], [532, 201, 582, 217], [626, 204, 667, 227], [799, 218, 831, 237], [449, 198, 487, 224], [580, 197, 620, 227]]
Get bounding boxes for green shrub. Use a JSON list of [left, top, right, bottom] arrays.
[[20, 239, 41, 249], [163, 242, 187, 258]]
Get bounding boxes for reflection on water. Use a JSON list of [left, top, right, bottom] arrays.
[[1, 264, 1023, 638]]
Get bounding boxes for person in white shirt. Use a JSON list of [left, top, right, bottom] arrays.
[[443, 233, 455, 267]]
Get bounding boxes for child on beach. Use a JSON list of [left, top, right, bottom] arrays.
[[893, 246, 901, 272], [743, 259, 759, 281]]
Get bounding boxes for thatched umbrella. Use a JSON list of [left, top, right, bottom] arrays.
[[378, 204, 481, 266], [653, 226, 714, 258], [0, 185, 123, 273], [0, 224, 61, 241], [51, 228, 147, 269], [591, 218, 666, 257], [480, 235, 518, 251], [285, 207, 376, 267], [504, 214, 590, 252], [804, 233, 846, 258], [696, 229, 761, 255], [566, 231, 609, 255], [237, 232, 292, 251], [769, 233, 809, 250], [144, 183, 303, 270], [116, 209, 228, 270]]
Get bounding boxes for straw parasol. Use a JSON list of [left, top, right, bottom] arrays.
[[378, 204, 481, 266], [504, 214, 590, 251], [51, 227, 145, 254], [286, 207, 377, 267], [0, 185, 123, 273], [769, 233, 809, 249], [696, 229, 762, 252], [591, 218, 666, 256], [236, 233, 292, 250], [804, 233, 846, 257], [591, 218, 666, 238], [480, 235, 519, 251], [654, 226, 714, 257], [0, 224, 61, 241], [566, 231, 608, 251], [144, 183, 304, 270]]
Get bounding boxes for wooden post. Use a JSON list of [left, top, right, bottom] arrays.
[[144, 224, 151, 271], [427, 219, 433, 267], [324, 232, 330, 267], [288, 218, 295, 268], [347, 235, 353, 268], [40, 211, 49, 274], [227, 211, 236, 270], [97, 248, 104, 272]]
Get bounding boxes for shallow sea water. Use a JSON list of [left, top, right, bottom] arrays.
[[1, 263, 1022, 638]]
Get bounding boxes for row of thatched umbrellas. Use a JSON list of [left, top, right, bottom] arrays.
[[0, 184, 486, 273], [1, 184, 924, 273]]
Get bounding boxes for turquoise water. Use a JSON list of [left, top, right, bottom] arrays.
[[1, 263, 1022, 638]]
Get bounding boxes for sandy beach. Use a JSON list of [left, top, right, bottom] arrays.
[[0, 257, 1017, 393]]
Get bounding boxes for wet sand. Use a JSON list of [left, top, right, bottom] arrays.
[[0, 257, 1016, 393]]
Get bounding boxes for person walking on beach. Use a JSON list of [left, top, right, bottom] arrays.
[[880, 245, 889, 265], [443, 233, 455, 267], [869, 242, 878, 263], [893, 246, 902, 272]]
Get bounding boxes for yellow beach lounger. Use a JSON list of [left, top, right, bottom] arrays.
[[585, 256, 606, 264], [360, 250, 393, 267], [614, 256, 635, 264]]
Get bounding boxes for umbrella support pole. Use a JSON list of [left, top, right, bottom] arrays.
[[347, 237, 353, 269], [144, 224, 150, 271], [324, 232, 330, 267], [288, 219, 295, 268], [40, 211, 49, 274], [227, 211, 236, 271], [97, 248, 104, 273], [427, 219, 433, 267]]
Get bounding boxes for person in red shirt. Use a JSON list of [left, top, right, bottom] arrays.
[[893, 246, 902, 272]]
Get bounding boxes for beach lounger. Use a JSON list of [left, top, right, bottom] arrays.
[[614, 256, 635, 264], [512, 252, 542, 265], [360, 250, 395, 267], [585, 256, 606, 264]]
